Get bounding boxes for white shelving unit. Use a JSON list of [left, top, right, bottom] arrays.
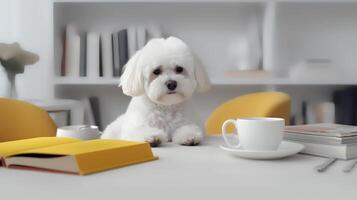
[[54, 77, 357, 86], [52, 0, 357, 128], [54, 77, 120, 85]]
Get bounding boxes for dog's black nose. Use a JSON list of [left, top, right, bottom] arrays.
[[166, 80, 177, 91]]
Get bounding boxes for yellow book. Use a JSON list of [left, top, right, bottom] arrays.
[[0, 137, 79, 162], [0, 137, 157, 175]]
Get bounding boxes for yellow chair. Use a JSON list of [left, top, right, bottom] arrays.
[[205, 92, 291, 135], [0, 98, 57, 142]]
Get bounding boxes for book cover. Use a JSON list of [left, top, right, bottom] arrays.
[[99, 35, 103, 77], [302, 101, 308, 124], [118, 29, 128, 75], [112, 32, 120, 77], [127, 26, 137, 58], [49, 111, 70, 127], [86, 32, 100, 78], [81, 97, 95, 125], [79, 31, 87, 77], [333, 89, 356, 125], [285, 123, 357, 137], [89, 96, 102, 131], [137, 26, 147, 50], [60, 29, 66, 76], [101, 32, 113, 77], [284, 132, 357, 145], [0, 137, 157, 175], [64, 24, 81, 77], [0, 137, 78, 166]]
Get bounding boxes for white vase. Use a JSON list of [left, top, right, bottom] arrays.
[[6, 71, 17, 98], [235, 15, 262, 71]]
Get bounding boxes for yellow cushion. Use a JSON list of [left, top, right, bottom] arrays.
[[0, 98, 57, 142], [205, 92, 291, 135]]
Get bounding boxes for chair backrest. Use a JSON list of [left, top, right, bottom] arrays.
[[205, 92, 291, 135], [0, 98, 57, 142]]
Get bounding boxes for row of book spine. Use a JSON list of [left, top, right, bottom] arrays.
[[61, 24, 162, 78], [289, 87, 357, 126], [333, 88, 357, 126]]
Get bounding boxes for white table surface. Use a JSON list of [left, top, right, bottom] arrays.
[[1, 136, 356, 200]]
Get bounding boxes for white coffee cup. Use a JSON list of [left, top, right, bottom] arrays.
[[221, 117, 284, 151], [56, 125, 101, 140]]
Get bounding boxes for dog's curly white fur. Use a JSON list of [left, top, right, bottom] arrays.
[[101, 37, 210, 146]]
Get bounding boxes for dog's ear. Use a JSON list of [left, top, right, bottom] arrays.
[[119, 50, 145, 96], [194, 54, 211, 93]]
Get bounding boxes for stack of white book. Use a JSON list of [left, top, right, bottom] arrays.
[[284, 123, 357, 160]]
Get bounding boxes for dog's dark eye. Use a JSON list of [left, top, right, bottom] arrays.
[[175, 66, 184, 74], [153, 68, 161, 75]]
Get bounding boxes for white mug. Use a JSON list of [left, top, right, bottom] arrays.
[[56, 125, 101, 140], [221, 117, 284, 151]]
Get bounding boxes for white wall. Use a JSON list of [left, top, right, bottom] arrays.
[[0, 0, 16, 97], [0, 0, 54, 99]]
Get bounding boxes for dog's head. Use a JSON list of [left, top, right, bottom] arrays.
[[119, 37, 211, 105]]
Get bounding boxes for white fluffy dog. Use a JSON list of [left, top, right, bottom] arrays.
[[101, 37, 210, 146]]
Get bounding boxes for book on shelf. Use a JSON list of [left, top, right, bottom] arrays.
[[100, 32, 113, 77], [333, 88, 357, 126], [284, 123, 357, 159], [79, 31, 87, 77], [86, 32, 100, 78], [99, 35, 103, 77], [82, 97, 95, 126], [118, 29, 129, 75], [49, 111, 69, 127], [112, 32, 120, 77], [302, 101, 308, 124], [64, 24, 81, 77], [127, 26, 137, 58], [88, 96, 102, 130], [61, 29, 66, 76], [137, 26, 147, 50], [0, 137, 157, 175]]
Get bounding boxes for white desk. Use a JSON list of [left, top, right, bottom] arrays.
[[1, 136, 356, 200]]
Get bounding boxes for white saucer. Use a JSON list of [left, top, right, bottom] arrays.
[[220, 141, 304, 160]]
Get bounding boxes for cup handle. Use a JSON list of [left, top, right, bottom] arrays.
[[222, 119, 240, 148]]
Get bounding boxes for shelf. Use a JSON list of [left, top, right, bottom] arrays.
[[54, 77, 120, 85], [54, 77, 357, 86], [53, 0, 266, 3], [53, 0, 357, 3], [211, 77, 357, 85], [53, 1, 357, 87]]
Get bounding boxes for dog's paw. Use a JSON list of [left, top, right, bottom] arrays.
[[146, 135, 163, 147], [121, 126, 168, 147], [144, 130, 168, 147], [172, 124, 203, 146]]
